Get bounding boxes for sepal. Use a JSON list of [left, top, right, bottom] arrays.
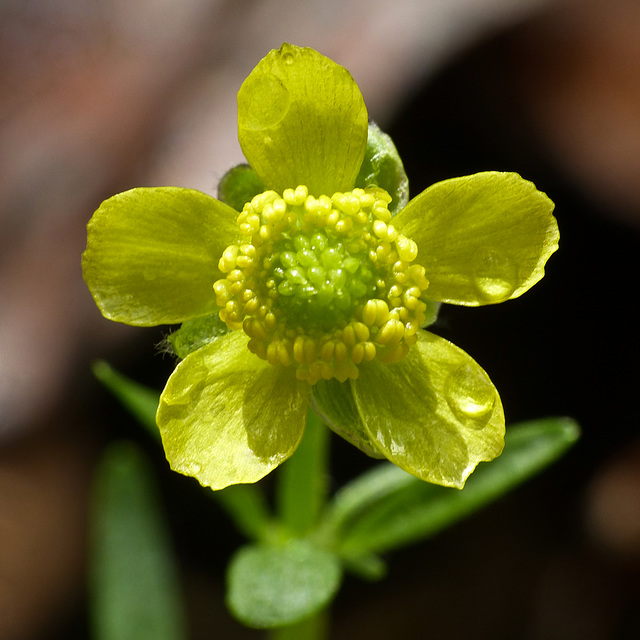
[[310, 379, 384, 459], [167, 313, 231, 359], [217, 163, 265, 212], [355, 122, 409, 214]]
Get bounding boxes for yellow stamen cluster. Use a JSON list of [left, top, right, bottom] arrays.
[[214, 185, 429, 384]]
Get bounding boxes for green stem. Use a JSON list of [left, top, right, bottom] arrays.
[[275, 408, 329, 537], [268, 609, 329, 640], [271, 408, 330, 640]]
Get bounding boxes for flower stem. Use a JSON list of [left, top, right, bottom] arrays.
[[272, 408, 331, 640], [276, 408, 329, 536], [268, 609, 329, 640]]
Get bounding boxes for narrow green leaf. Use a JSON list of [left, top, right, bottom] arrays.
[[227, 540, 342, 628], [90, 442, 186, 640], [92, 360, 160, 439], [326, 417, 579, 556], [339, 551, 387, 581]]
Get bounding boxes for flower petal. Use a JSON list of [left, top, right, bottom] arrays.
[[156, 332, 307, 490], [394, 172, 559, 306], [237, 43, 368, 196], [83, 187, 238, 326], [310, 379, 384, 459], [352, 331, 505, 488]]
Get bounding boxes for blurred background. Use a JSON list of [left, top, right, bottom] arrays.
[[1, 0, 639, 637]]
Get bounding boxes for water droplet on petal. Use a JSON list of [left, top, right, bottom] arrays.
[[472, 249, 517, 303], [185, 461, 202, 475], [163, 380, 196, 406], [239, 73, 290, 130], [282, 51, 294, 65], [445, 364, 496, 428]]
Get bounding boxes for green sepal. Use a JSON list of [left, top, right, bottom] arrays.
[[323, 417, 579, 558], [422, 299, 441, 328], [167, 313, 231, 359], [355, 122, 409, 214], [226, 540, 342, 629], [217, 163, 265, 212], [310, 378, 384, 459], [89, 442, 186, 640]]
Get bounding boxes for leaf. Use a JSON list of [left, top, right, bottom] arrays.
[[226, 540, 342, 628], [324, 417, 579, 557], [92, 360, 161, 440], [89, 442, 186, 640]]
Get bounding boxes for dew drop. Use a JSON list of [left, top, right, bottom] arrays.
[[163, 379, 196, 406], [238, 73, 290, 130], [445, 364, 495, 428], [186, 461, 202, 475], [282, 51, 295, 65], [472, 249, 517, 303]]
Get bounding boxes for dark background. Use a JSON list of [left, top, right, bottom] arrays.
[[1, 1, 639, 638]]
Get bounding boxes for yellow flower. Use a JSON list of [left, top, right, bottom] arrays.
[[83, 44, 558, 490]]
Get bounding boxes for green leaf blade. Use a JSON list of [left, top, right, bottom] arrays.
[[90, 442, 186, 640], [327, 417, 579, 557], [92, 360, 161, 439], [227, 540, 342, 628]]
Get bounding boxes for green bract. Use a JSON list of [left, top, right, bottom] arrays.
[[83, 44, 559, 490]]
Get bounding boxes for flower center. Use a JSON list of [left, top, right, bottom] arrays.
[[214, 185, 429, 384]]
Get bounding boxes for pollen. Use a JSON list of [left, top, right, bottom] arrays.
[[214, 185, 430, 384]]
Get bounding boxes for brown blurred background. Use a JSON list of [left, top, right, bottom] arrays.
[[1, 0, 639, 638]]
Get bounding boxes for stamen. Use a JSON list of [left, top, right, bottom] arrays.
[[213, 185, 430, 384]]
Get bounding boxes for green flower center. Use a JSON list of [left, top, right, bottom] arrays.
[[214, 185, 429, 384]]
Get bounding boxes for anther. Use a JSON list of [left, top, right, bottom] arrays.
[[213, 185, 429, 383]]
